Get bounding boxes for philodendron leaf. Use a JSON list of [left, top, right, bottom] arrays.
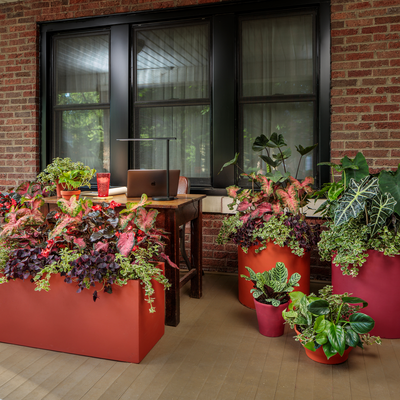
[[349, 312, 375, 334], [308, 300, 330, 316], [314, 315, 330, 333], [315, 332, 328, 345], [379, 168, 400, 216], [219, 153, 239, 174], [369, 193, 396, 237], [323, 342, 338, 360], [334, 177, 379, 226], [342, 297, 368, 309], [345, 328, 360, 348], [328, 324, 346, 356], [341, 152, 370, 185]]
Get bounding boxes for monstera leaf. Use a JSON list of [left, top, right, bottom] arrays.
[[334, 177, 379, 226], [369, 192, 396, 237], [379, 168, 400, 216]]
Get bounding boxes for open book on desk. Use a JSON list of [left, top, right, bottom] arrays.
[[80, 187, 127, 196]]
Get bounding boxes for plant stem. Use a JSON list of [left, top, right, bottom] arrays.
[[295, 155, 303, 179], [278, 147, 287, 173]]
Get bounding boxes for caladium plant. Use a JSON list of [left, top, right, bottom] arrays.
[[217, 133, 320, 255], [317, 152, 400, 276], [282, 285, 381, 360]]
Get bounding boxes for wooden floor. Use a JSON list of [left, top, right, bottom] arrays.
[[0, 273, 399, 400]]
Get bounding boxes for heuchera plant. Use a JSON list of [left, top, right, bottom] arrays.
[[216, 133, 320, 256], [0, 191, 174, 312], [316, 152, 400, 276]]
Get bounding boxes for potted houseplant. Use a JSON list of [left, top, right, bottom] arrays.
[[241, 262, 300, 337], [0, 190, 173, 363], [217, 133, 320, 308], [316, 152, 400, 338], [57, 166, 96, 200], [282, 285, 381, 364], [36, 158, 95, 197]]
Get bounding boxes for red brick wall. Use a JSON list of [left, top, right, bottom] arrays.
[[331, 0, 400, 173]]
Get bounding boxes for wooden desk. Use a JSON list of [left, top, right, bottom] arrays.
[[42, 194, 206, 327]]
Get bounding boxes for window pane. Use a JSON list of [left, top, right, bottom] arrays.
[[242, 102, 314, 179], [136, 24, 209, 101], [55, 34, 109, 105], [54, 109, 110, 173], [242, 15, 313, 97], [134, 106, 210, 179]]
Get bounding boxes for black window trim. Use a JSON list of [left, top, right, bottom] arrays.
[[40, 0, 330, 196]]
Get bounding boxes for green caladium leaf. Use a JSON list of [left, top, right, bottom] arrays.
[[369, 193, 397, 237], [296, 143, 318, 156], [260, 155, 281, 168], [273, 148, 292, 161], [328, 324, 346, 356], [218, 152, 239, 174], [323, 342, 338, 360], [349, 312, 375, 334], [345, 328, 359, 348], [341, 152, 370, 185], [269, 132, 286, 147], [334, 177, 379, 226], [263, 170, 284, 182], [252, 134, 270, 151], [318, 161, 358, 173], [379, 168, 400, 216], [342, 296, 368, 309], [308, 300, 330, 316]]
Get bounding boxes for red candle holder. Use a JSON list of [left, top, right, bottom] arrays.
[[97, 173, 110, 197]]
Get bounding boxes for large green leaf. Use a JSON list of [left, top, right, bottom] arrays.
[[259, 155, 280, 168], [269, 132, 287, 147], [296, 143, 318, 156], [322, 342, 338, 359], [379, 168, 400, 216], [349, 312, 375, 334], [218, 153, 239, 174], [327, 324, 346, 356], [341, 153, 370, 185], [334, 177, 379, 226], [252, 134, 270, 151], [369, 193, 396, 236], [345, 328, 360, 347], [308, 300, 330, 316], [342, 296, 368, 309]]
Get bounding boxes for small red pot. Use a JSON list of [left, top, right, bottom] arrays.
[[294, 326, 352, 364], [55, 179, 67, 197], [60, 190, 81, 201], [254, 299, 288, 337]]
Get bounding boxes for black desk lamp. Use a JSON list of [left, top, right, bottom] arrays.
[[117, 137, 177, 201]]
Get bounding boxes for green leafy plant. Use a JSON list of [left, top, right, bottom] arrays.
[[241, 262, 300, 306], [316, 152, 400, 276], [36, 158, 95, 192], [217, 133, 320, 255], [58, 167, 96, 191], [282, 285, 381, 360]]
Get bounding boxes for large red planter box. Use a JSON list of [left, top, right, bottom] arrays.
[[0, 265, 165, 363], [238, 243, 310, 309], [332, 250, 400, 339]]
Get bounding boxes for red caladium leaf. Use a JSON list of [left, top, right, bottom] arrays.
[[237, 200, 251, 212], [258, 176, 273, 196], [276, 185, 300, 213], [289, 176, 315, 193], [73, 237, 86, 250], [240, 214, 250, 223], [226, 185, 241, 199], [118, 213, 135, 230], [95, 241, 109, 252], [117, 231, 135, 257], [57, 196, 82, 217], [135, 208, 158, 233], [263, 214, 272, 222], [272, 202, 282, 214], [50, 215, 79, 239], [251, 203, 272, 219], [160, 252, 179, 269]]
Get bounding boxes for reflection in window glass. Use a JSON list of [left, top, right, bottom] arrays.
[[136, 106, 210, 178], [242, 15, 313, 96], [55, 34, 109, 104], [55, 109, 110, 173], [136, 24, 209, 101], [243, 102, 314, 180]]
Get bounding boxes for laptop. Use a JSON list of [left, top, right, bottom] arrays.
[[126, 169, 180, 198]]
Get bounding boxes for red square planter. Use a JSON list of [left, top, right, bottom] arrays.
[[0, 263, 165, 363]]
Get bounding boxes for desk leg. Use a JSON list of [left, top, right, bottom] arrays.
[[190, 200, 202, 299], [164, 209, 180, 327]]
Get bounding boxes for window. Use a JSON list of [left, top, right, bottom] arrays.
[[40, 0, 330, 194]]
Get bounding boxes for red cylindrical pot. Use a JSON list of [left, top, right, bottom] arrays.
[[332, 250, 400, 338], [254, 299, 288, 337], [239, 243, 310, 309], [294, 326, 352, 364]]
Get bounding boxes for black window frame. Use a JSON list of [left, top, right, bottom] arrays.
[[40, 0, 330, 196]]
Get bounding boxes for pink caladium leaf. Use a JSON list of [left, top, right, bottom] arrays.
[[95, 241, 109, 253], [15, 181, 30, 196], [21, 196, 44, 211], [73, 237, 86, 250], [50, 215, 79, 239], [289, 176, 314, 193], [258, 176, 273, 196], [57, 196, 82, 217], [117, 231, 135, 257], [237, 200, 251, 212], [226, 185, 241, 199], [251, 203, 272, 219], [118, 213, 135, 230], [263, 214, 272, 222], [160, 252, 179, 269], [240, 214, 250, 223], [135, 208, 158, 233], [272, 201, 282, 215], [276, 185, 299, 214]]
